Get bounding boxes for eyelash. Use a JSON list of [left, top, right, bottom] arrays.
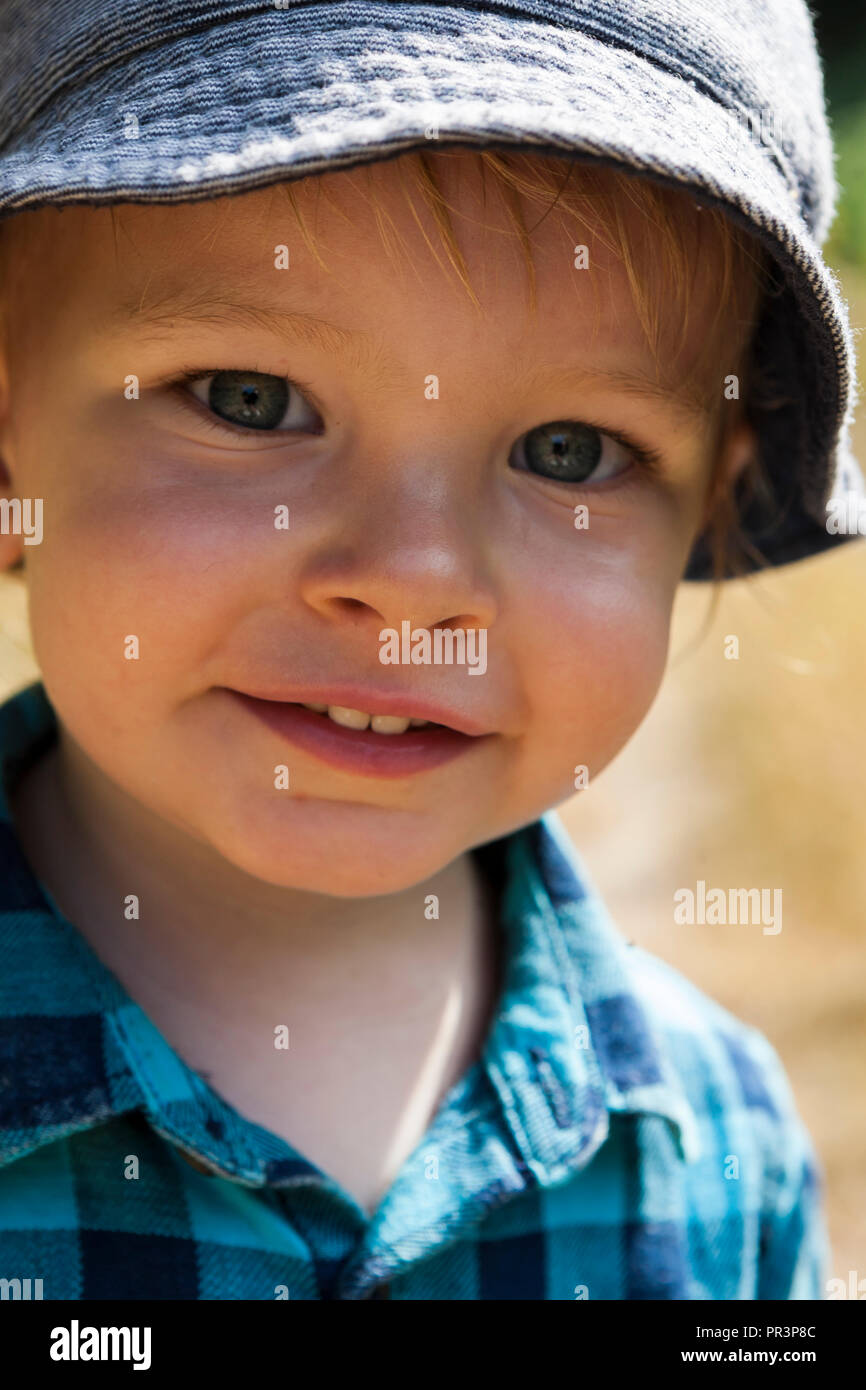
[[166, 366, 322, 443], [162, 367, 666, 484], [530, 430, 665, 490]]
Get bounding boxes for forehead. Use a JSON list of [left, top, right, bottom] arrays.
[[0, 153, 734, 413]]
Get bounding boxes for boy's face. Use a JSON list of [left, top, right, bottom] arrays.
[[0, 155, 746, 896]]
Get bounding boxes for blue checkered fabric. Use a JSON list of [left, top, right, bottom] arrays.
[[0, 681, 829, 1299]]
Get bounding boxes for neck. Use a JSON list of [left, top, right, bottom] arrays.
[[10, 724, 502, 1025]]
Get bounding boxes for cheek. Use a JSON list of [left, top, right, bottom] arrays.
[[22, 471, 261, 726], [513, 559, 674, 779]]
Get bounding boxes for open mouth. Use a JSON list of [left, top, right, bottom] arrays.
[[293, 700, 448, 736], [225, 690, 488, 779]]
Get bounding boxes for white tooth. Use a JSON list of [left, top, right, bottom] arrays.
[[370, 714, 411, 735], [303, 702, 328, 713], [327, 705, 371, 731], [408, 718, 429, 727]]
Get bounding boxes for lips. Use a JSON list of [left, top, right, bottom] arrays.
[[224, 682, 489, 734], [223, 689, 491, 779]]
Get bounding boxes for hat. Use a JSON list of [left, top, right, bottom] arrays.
[[0, 0, 861, 580]]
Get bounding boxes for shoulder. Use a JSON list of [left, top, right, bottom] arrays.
[[629, 947, 828, 1264], [624, 947, 829, 1297], [626, 943, 811, 1144]]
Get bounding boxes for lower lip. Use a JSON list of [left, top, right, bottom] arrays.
[[227, 692, 489, 779]]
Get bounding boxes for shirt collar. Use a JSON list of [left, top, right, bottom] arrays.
[[481, 811, 702, 1178], [0, 679, 700, 1184]]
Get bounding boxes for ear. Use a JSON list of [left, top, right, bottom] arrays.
[[699, 415, 757, 531], [0, 342, 25, 571], [0, 456, 25, 570]]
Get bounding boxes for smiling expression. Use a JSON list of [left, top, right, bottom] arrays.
[[0, 151, 758, 894]]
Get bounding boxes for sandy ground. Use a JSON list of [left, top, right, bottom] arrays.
[[0, 267, 862, 1295]]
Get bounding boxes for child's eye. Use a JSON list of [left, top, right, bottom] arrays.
[[183, 369, 321, 433], [510, 420, 650, 485]]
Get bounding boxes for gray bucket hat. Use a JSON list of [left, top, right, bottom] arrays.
[[0, 0, 861, 580]]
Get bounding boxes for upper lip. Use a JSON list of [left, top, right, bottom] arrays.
[[224, 685, 492, 737]]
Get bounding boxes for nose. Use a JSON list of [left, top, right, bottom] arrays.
[[297, 463, 499, 638]]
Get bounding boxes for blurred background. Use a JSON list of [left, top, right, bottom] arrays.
[[0, 0, 862, 1291]]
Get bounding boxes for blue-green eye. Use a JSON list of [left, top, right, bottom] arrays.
[[514, 420, 634, 484], [186, 370, 318, 432]]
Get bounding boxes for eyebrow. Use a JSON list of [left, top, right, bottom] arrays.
[[110, 288, 710, 423], [108, 287, 391, 381], [525, 361, 710, 424]]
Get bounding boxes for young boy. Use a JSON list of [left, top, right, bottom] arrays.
[[0, 0, 859, 1300]]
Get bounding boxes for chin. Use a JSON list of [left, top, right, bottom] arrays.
[[209, 801, 458, 898]]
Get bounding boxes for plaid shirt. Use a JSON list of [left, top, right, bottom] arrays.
[[0, 681, 829, 1300]]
